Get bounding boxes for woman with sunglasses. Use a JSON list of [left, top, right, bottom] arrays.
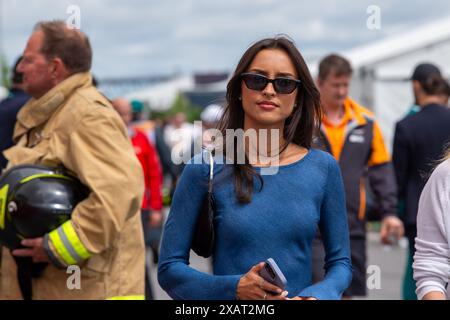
[[158, 37, 352, 300]]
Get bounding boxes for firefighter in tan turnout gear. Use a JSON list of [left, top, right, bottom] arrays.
[[0, 20, 146, 300]]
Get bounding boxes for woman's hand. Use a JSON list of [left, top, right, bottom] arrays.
[[236, 262, 288, 300]]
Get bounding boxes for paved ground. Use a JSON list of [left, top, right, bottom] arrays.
[[363, 232, 409, 300], [148, 231, 408, 300]]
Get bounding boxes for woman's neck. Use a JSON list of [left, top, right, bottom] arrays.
[[243, 119, 288, 166]]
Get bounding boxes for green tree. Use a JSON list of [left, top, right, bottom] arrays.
[[0, 54, 10, 89], [152, 93, 202, 123]]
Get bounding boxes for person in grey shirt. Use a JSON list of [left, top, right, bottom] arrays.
[[413, 149, 450, 300]]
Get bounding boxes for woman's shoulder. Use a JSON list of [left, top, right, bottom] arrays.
[[277, 148, 339, 185], [428, 158, 450, 189], [306, 148, 339, 168], [309, 148, 335, 160]]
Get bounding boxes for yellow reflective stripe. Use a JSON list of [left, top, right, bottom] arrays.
[[0, 184, 9, 230], [61, 221, 91, 260], [49, 228, 77, 265], [20, 174, 72, 184], [107, 295, 145, 300]]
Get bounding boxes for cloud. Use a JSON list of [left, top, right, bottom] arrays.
[[1, 0, 450, 78]]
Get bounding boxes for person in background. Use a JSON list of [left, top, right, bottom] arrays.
[[313, 54, 404, 299], [190, 103, 224, 157], [437, 78, 450, 106], [0, 86, 7, 100], [164, 112, 200, 168], [112, 98, 163, 300], [0, 56, 30, 170], [393, 62, 450, 300], [413, 147, 450, 300], [397, 65, 450, 300], [132, 101, 179, 206]]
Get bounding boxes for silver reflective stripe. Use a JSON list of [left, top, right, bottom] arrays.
[[344, 119, 360, 142], [43, 233, 66, 269], [57, 227, 83, 263]]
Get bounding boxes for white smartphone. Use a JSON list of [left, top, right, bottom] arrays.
[[259, 258, 287, 291]]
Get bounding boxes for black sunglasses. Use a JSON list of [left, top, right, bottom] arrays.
[[241, 73, 301, 94]]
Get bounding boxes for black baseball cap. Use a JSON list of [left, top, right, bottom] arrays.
[[411, 63, 441, 83]]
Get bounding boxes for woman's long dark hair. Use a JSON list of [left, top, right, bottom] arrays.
[[217, 36, 322, 203]]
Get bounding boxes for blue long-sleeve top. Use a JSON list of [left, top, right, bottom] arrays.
[[158, 148, 352, 300]]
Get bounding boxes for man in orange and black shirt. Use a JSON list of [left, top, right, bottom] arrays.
[[312, 54, 404, 298]]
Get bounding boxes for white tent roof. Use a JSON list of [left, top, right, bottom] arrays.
[[307, 16, 450, 151], [345, 16, 450, 70], [125, 75, 195, 111], [309, 16, 450, 77]]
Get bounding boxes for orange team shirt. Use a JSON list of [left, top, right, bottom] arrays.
[[321, 102, 353, 161], [322, 98, 391, 165]]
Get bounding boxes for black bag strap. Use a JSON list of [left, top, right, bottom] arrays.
[[190, 149, 216, 258]]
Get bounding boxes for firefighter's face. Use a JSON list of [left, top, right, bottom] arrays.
[[318, 72, 351, 109], [17, 31, 55, 99]]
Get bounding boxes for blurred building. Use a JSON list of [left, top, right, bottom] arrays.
[[97, 74, 175, 100], [183, 72, 227, 108], [125, 72, 227, 112]]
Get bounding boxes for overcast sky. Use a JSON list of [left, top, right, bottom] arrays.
[[1, 0, 450, 79]]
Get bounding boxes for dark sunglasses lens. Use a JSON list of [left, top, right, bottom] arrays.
[[274, 78, 298, 94], [243, 74, 268, 90]]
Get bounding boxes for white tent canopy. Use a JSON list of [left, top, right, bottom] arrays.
[[311, 16, 450, 151], [345, 16, 450, 75]]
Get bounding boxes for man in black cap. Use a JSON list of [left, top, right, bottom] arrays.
[[393, 62, 450, 299], [0, 57, 30, 170]]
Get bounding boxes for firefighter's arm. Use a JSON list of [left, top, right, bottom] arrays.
[[42, 108, 144, 268]]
